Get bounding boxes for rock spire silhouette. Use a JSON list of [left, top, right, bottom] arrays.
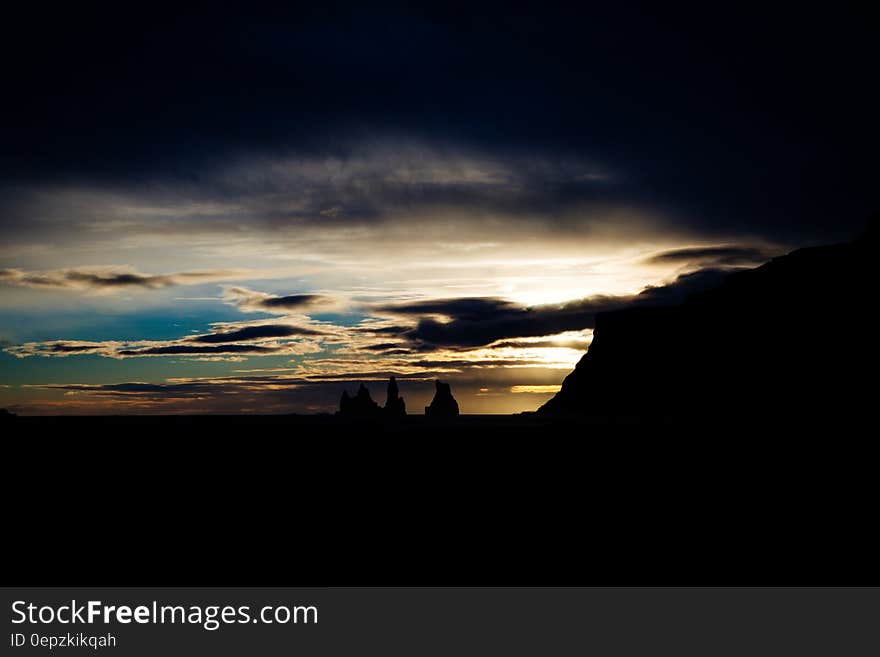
[[425, 380, 459, 417]]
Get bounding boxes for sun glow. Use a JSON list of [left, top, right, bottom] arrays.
[[510, 385, 562, 394]]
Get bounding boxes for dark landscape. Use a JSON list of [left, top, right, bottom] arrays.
[[4, 221, 875, 437], [2, 3, 878, 588]]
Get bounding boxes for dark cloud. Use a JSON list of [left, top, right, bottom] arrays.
[[48, 382, 214, 397], [379, 268, 735, 348], [190, 324, 324, 343], [0, 267, 242, 290], [644, 246, 775, 267], [244, 152, 616, 225], [5, 321, 327, 358], [258, 294, 326, 310], [97, 383, 205, 394], [378, 297, 519, 321], [356, 342, 410, 352], [489, 338, 592, 350], [355, 325, 413, 335], [402, 299, 619, 348], [117, 344, 281, 356], [45, 343, 107, 353], [1, 4, 876, 240], [30, 381, 246, 404], [64, 271, 181, 288], [4, 341, 115, 358], [223, 287, 331, 314], [406, 359, 548, 369]]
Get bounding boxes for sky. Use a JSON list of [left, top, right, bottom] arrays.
[[1, 2, 877, 414]]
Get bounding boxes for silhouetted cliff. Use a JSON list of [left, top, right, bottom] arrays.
[[539, 224, 876, 424]]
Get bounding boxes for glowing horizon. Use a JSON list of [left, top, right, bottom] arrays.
[[0, 143, 782, 415]]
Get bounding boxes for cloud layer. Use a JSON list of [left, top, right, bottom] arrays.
[[368, 267, 736, 348], [0, 266, 246, 290], [643, 246, 777, 268], [222, 287, 332, 314]]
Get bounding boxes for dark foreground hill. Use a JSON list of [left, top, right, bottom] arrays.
[[539, 224, 877, 425]]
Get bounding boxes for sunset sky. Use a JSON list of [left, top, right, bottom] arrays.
[[1, 3, 876, 414]]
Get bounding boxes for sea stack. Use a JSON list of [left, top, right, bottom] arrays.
[[338, 383, 381, 416], [384, 376, 407, 417], [425, 380, 459, 417]]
